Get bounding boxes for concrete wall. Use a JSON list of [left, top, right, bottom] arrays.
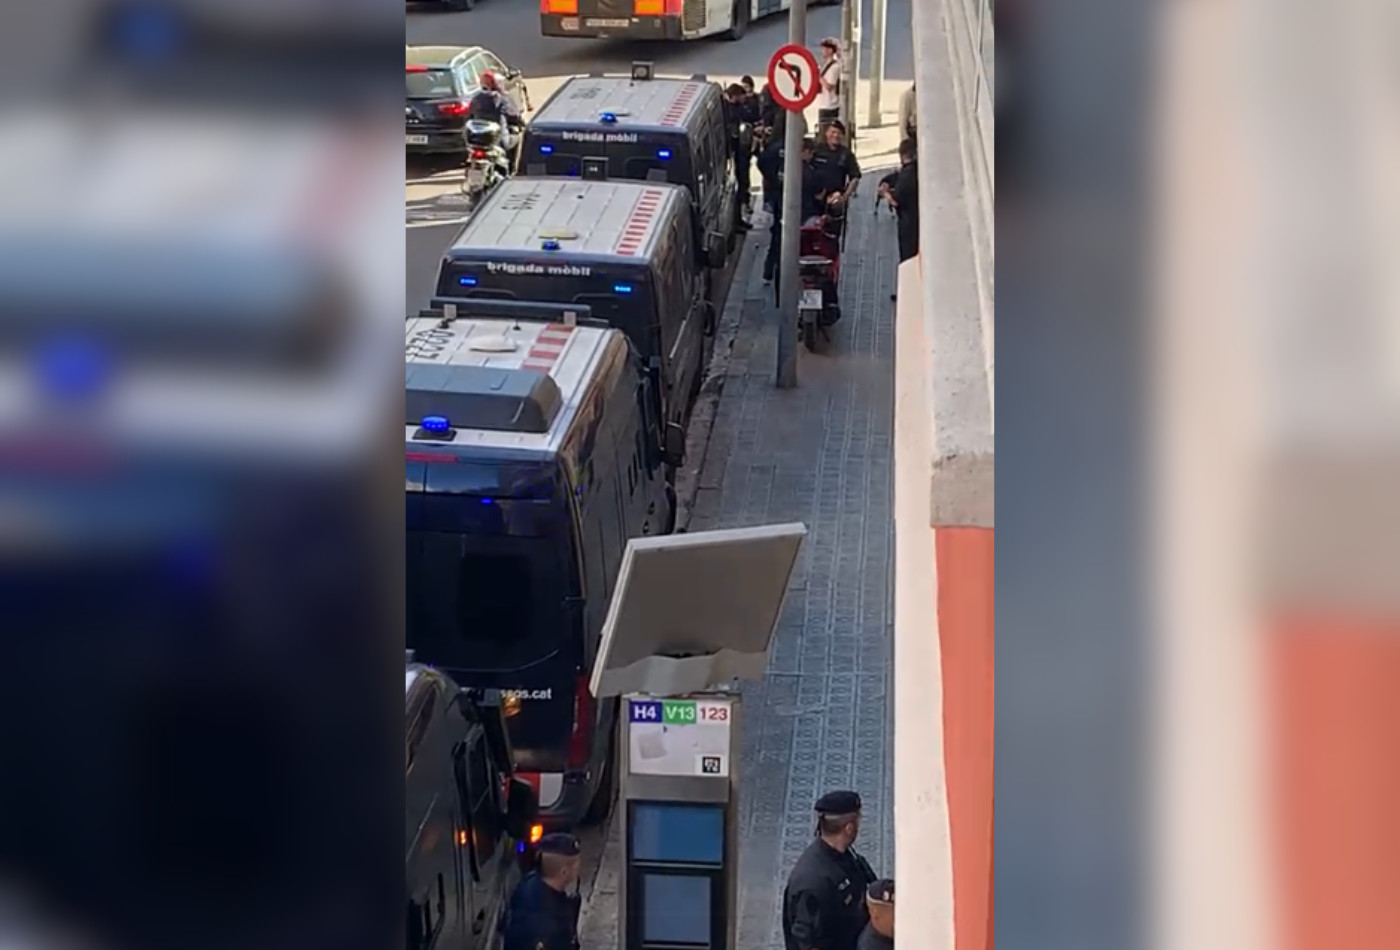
[[894, 0, 995, 947]]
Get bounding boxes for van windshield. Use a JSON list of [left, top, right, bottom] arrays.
[[406, 530, 568, 674]]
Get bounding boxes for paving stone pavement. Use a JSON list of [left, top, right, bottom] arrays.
[[579, 172, 901, 950]]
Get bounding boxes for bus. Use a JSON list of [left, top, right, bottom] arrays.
[[540, 0, 833, 43]]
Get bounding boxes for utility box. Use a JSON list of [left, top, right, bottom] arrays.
[[588, 523, 807, 950]]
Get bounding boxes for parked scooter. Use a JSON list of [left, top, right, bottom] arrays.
[[461, 119, 516, 203], [797, 212, 843, 351]]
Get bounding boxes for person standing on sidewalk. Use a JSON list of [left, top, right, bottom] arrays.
[[503, 833, 583, 950], [878, 138, 920, 300], [816, 38, 842, 132], [782, 790, 880, 950], [757, 136, 825, 300], [897, 84, 916, 143], [724, 82, 760, 216], [857, 880, 895, 950]]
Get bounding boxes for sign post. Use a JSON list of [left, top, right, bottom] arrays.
[[765, 28, 817, 390]]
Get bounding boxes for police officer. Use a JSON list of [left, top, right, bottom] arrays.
[[782, 790, 880, 950], [503, 833, 583, 950], [857, 880, 894, 950]]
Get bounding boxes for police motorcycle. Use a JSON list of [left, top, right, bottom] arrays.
[[461, 118, 517, 203]]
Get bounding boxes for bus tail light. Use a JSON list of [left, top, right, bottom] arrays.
[[566, 674, 595, 770], [543, 0, 578, 13], [634, 0, 664, 14]]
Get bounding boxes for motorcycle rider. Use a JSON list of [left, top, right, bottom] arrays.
[[467, 70, 523, 170]]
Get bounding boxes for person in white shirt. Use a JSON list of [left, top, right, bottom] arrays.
[[898, 83, 916, 143], [816, 38, 841, 132]]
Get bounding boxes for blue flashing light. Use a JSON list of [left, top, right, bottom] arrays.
[[539, 144, 554, 154], [457, 275, 477, 286], [613, 283, 633, 294], [113, 4, 183, 60], [420, 415, 451, 433], [542, 239, 561, 251], [517, 841, 527, 854], [600, 111, 618, 124], [35, 335, 109, 402], [480, 497, 493, 505], [657, 148, 671, 160]]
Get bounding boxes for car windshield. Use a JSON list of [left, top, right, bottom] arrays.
[[406, 69, 457, 99], [406, 530, 566, 674]]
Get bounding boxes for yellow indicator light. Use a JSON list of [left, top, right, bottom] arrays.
[[529, 823, 544, 844], [457, 829, 468, 846]]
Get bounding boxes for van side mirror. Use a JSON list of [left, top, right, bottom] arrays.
[[705, 232, 726, 269], [664, 422, 686, 467], [504, 777, 539, 841]]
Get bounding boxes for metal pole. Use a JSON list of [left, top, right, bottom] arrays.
[[839, 0, 859, 137], [867, 0, 888, 125], [776, 0, 807, 389]]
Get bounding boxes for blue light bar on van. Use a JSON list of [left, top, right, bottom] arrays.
[[542, 239, 561, 251], [35, 335, 109, 402], [657, 149, 671, 160], [613, 283, 632, 294], [420, 415, 450, 433], [110, 2, 184, 60], [539, 144, 553, 154], [457, 276, 477, 286], [600, 112, 618, 124]]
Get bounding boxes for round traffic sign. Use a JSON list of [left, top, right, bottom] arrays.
[[766, 44, 821, 112]]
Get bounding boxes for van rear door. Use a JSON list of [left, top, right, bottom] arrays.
[[406, 481, 581, 775]]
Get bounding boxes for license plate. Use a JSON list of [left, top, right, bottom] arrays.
[[406, 135, 428, 145], [585, 17, 630, 26], [800, 289, 824, 310], [466, 167, 486, 188]]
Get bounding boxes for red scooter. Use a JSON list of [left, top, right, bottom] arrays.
[[797, 210, 843, 351]]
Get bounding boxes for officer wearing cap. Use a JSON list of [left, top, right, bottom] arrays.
[[782, 791, 881, 950], [504, 833, 583, 950], [857, 879, 894, 950]]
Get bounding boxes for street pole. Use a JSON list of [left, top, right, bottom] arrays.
[[776, 0, 806, 389], [839, 0, 859, 138], [867, 0, 888, 125]]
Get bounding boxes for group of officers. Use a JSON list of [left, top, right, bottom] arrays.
[[501, 790, 896, 950], [720, 72, 920, 305]]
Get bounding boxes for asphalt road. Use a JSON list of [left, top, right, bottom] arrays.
[[404, 0, 914, 311]]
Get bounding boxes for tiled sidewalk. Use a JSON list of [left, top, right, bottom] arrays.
[[580, 173, 901, 950]]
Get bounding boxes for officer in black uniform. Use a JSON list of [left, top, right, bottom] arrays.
[[782, 790, 881, 950], [503, 833, 583, 950], [856, 879, 894, 950]]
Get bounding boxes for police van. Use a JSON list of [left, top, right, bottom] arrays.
[[405, 304, 675, 830], [519, 70, 737, 292], [407, 663, 539, 950], [433, 177, 705, 453]]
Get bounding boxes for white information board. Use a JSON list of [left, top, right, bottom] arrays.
[[626, 694, 735, 778]]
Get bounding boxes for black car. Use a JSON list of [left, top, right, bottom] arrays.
[[406, 45, 531, 157]]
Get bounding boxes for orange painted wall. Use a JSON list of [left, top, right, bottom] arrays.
[[934, 527, 995, 950], [1271, 617, 1400, 950]]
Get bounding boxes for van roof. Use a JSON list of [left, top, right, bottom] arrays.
[[447, 178, 681, 262], [529, 75, 712, 130], [405, 315, 622, 454]]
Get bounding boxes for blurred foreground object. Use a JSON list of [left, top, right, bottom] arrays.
[[0, 1, 403, 949]]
